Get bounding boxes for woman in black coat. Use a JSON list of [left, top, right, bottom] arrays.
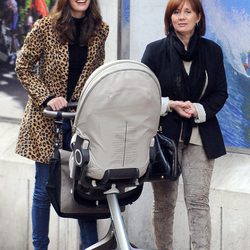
[[141, 0, 228, 249]]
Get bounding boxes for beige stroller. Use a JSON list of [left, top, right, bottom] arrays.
[[45, 60, 162, 249]]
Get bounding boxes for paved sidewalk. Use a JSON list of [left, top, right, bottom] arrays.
[[0, 63, 27, 122], [0, 62, 29, 166], [0, 121, 32, 166]]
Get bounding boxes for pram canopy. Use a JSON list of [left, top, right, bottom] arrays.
[[72, 60, 161, 180]]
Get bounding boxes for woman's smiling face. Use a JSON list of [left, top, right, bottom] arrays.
[[69, 0, 91, 18], [171, 0, 200, 38]]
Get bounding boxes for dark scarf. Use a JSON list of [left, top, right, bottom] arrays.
[[167, 29, 206, 144]]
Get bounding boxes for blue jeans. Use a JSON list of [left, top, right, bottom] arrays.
[[32, 120, 98, 250]]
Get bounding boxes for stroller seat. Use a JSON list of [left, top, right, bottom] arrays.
[[45, 60, 162, 250]]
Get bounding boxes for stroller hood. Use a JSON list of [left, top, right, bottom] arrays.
[[73, 60, 161, 180]]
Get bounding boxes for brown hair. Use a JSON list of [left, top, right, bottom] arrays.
[[49, 0, 102, 45], [164, 0, 206, 36]]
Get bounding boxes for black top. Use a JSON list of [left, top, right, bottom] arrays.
[[67, 17, 88, 101], [142, 37, 228, 159]]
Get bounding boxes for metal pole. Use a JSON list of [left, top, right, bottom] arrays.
[[117, 0, 130, 59], [106, 190, 130, 250]]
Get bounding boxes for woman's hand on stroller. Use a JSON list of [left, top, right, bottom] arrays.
[[43, 100, 77, 119], [47, 96, 68, 111]]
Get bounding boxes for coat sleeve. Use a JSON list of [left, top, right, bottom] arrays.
[[199, 44, 228, 120], [15, 18, 52, 107]]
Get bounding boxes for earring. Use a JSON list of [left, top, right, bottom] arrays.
[[196, 22, 199, 27]]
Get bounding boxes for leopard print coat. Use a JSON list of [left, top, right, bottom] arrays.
[[15, 16, 109, 163]]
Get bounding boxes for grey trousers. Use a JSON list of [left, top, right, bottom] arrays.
[[152, 143, 214, 250]]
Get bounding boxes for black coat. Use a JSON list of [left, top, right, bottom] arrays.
[[142, 37, 228, 159]]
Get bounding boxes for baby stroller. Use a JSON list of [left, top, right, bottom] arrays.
[[44, 60, 162, 250]]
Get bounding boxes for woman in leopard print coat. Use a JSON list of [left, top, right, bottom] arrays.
[[15, 0, 109, 249]]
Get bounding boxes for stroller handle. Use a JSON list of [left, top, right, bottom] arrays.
[[43, 102, 77, 119]]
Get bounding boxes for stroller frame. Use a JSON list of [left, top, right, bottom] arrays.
[[89, 186, 137, 250]]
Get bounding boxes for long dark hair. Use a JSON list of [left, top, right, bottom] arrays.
[[49, 0, 102, 45], [164, 0, 206, 36]]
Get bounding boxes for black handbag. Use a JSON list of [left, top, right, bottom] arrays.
[[149, 131, 181, 181]]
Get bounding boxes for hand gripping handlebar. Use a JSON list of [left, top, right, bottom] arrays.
[[43, 102, 77, 119]]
